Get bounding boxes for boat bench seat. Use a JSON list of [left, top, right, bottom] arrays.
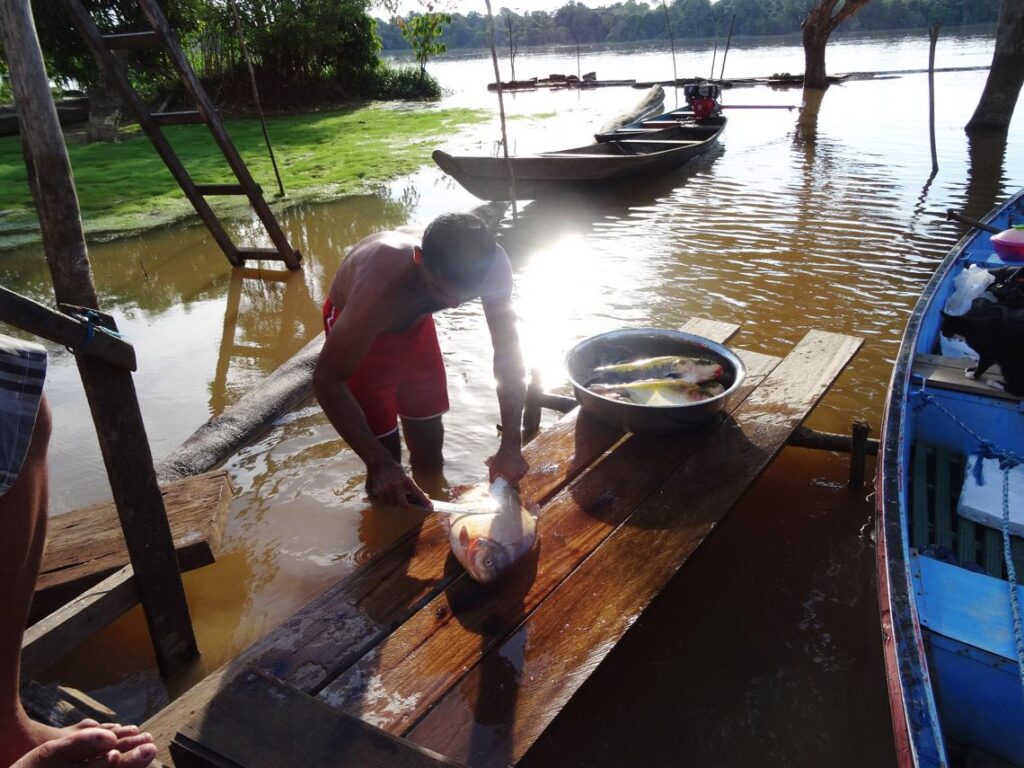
[[911, 353, 1021, 403], [618, 139, 703, 146]]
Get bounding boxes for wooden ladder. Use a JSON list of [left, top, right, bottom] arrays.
[[60, 0, 302, 271]]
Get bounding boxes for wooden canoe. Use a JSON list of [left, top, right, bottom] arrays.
[[432, 115, 725, 202], [876, 188, 1024, 767]]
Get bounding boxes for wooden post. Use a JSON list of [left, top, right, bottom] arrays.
[[0, 0, 198, 677], [661, 0, 678, 89], [719, 13, 736, 81], [928, 22, 942, 174], [849, 419, 871, 489], [485, 0, 517, 218]]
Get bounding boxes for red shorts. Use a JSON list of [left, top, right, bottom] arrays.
[[323, 300, 449, 437]]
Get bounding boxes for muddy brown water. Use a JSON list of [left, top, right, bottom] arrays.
[[2, 29, 1021, 766]]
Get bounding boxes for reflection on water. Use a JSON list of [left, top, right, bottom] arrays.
[[9, 29, 1021, 764]]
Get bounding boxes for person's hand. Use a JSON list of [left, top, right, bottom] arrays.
[[367, 460, 430, 509], [486, 443, 529, 486]]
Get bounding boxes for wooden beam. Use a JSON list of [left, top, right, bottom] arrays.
[[170, 670, 466, 768], [20, 680, 120, 727], [21, 566, 137, 679], [0, 286, 136, 370], [1, 0, 198, 677], [32, 470, 231, 620]]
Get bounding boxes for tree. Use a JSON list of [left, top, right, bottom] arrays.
[[801, 0, 872, 90], [966, 0, 1024, 132], [398, 10, 450, 77]]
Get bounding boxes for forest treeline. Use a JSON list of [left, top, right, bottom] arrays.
[[375, 0, 999, 51]]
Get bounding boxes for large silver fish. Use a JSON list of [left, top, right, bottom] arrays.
[[589, 378, 725, 406], [430, 478, 537, 585], [589, 355, 723, 386]]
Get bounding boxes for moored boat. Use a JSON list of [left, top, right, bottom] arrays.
[[433, 84, 725, 202], [877, 189, 1024, 767]]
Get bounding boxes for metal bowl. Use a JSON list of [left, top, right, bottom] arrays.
[[565, 328, 746, 435]]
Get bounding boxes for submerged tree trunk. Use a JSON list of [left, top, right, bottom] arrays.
[[801, 0, 872, 90], [966, 0, 1024, 132]]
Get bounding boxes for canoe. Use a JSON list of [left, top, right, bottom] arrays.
[[876, 188, 1024, 767], [432, 115, 725, 202]]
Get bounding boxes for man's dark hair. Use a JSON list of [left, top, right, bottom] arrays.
[[421, 213, 497, 293]]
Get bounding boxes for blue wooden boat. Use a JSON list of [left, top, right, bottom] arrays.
[[877, 189, 1024, 767]]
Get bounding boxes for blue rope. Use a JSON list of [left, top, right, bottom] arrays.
[[916, 391, 1024, 699]]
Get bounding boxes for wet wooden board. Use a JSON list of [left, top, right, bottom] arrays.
[[145, 318, 738, 763], [32, 470, 232, 619], [314, 348, 780, 731], [407, 330, 862, 766], [170, 670, 464, 768]]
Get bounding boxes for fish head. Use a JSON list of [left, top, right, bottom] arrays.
[[678, 358, 724, 383], [464, 535, 513, 584]]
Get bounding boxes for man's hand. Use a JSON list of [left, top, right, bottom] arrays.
[[486, 443, 529, 486], [367, 459, 431, 509]]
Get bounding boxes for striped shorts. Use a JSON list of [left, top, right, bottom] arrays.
[[0, 334, 47, 498]]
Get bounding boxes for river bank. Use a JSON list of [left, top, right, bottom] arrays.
[[0, 102, 487, 249]]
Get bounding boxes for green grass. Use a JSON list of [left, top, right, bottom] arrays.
[[0, 103, 487, 245]]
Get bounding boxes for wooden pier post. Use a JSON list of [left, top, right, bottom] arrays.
[[0, 0, 197, 677]]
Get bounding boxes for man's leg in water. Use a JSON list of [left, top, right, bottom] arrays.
[[0, 397, 155, 768], [402, 415, 444, 470]]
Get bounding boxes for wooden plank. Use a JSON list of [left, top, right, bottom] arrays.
[[315, 348, 781, 732], [32, 470, 231, 618], [912, 446, 930, 551], [22, 565, 137, 678], [0, 286, 137, 370], [407, 330, 862, 766], [20, 680, 120, 727], [170, 669, 465, 768], [142, 318, 738, 762], [934, 446, 953, 549], [913, 353, 1019, 401]]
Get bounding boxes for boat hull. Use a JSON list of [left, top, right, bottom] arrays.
[[433, 117, 725, 201], [876, 188, 1024, 767]]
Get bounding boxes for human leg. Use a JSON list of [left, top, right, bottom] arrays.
[[401, 415, 444, 469]]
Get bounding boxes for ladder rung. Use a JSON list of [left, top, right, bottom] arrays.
[[102, 31, 160, 50], [236, 248, 296, 263], [151, 110, 203, 126], [195, 184, 254, 196]]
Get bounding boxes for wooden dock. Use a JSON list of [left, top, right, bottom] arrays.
[[144, 319, 861, 767]]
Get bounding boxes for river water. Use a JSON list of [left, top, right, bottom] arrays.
[[5, 28, 1022, 766]]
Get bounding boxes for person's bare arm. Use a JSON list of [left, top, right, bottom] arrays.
[[482, 252, 528, 485], [312, 298, 429, 508]]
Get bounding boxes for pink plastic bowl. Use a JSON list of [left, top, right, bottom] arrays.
[[992, 227, 1024, 261]]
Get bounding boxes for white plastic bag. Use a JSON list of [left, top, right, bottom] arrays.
[[943, 264, 995, 316]]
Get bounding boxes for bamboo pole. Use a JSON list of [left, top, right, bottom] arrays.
[[227, 0, 285, 197], [661, 0, 678, 92], [719, 13, 735, 80], [0, 0, 197, 678], [485, 0, 517, 217], [928, 22, 942, 174]]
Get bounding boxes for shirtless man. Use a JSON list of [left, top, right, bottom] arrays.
[[0, 336, 156, 767], [313, 213, 528, 508]]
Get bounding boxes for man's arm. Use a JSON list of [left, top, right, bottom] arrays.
[[312, 300, 430, 508], [481, 251, 528, 485]]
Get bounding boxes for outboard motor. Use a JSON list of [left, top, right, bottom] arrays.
[[684, 83, 722, 121]]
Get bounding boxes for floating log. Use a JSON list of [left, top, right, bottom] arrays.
[[31, 470, 231, 620]]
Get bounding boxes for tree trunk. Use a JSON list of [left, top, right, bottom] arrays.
[[801, 0, 873, 91], [86, 65, 125, 143], [966, 0, 1024, 132]]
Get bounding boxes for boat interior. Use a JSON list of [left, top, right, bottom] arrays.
[[906, 249, 1024, 765]]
